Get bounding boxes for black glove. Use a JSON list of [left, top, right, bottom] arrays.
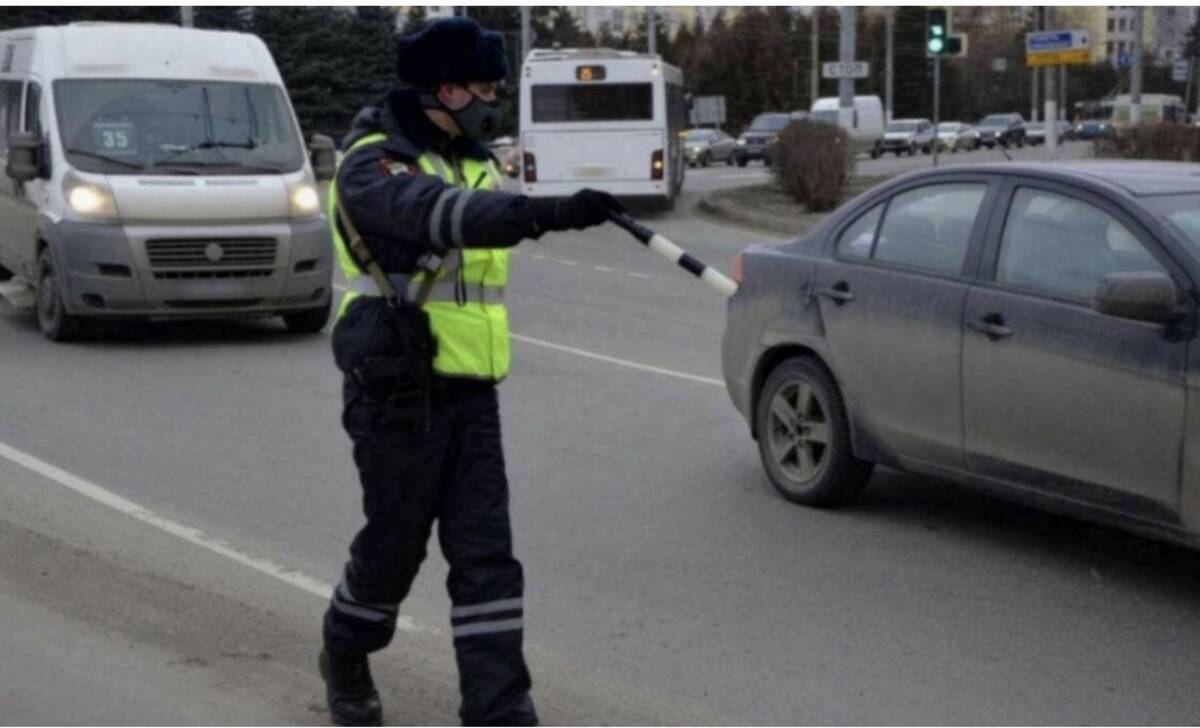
[[529, 189, 626, 233]]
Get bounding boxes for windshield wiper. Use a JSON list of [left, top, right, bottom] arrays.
[[151, 139, 257, 168], [63, 147, 145, 171]]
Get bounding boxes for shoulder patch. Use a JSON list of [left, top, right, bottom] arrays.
[[378, 158, 416, 177]]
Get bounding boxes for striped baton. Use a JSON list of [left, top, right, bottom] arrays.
[[605, 209, 739, 298]]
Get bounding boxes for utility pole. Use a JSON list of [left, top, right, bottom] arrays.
[[647, 7, 657, 55], [1045, 6, 1058, 157], [885, 8, 895, 123], [1131, 6, 1144, 126], [933, 54, 941, 168], [811, 10, 820, 107], [180, 6, 193, 27], [1030, 6, 1043, 123], [838, 6, 856, 131], [520, 6, 531, 65]]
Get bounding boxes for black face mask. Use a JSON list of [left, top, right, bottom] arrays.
[[424, 86, 501, 141]]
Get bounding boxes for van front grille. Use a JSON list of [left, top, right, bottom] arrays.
[[146, 238, 277, 268], [153, 269, 273, 280]]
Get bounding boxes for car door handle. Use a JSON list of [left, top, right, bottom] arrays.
[[965, 317, 1013, 339], [817, 283, 856, 304]]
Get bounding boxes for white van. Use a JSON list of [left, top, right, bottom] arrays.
[[809, 95, 885, 158], [518, 48, 686, 208], [0, 23, 337, 341]]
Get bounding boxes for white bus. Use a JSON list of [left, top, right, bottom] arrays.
[[518, 48, 686, 208]]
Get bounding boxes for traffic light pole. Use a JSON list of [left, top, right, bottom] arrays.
[[932, 54, 941, 168]]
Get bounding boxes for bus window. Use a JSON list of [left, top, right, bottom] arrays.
[[532, 83, 653, 123]]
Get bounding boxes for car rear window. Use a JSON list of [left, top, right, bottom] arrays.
[[532, 83, 653, 122], [872, 183, 986, 276]]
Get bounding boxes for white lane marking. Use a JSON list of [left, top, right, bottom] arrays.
[[532, 253, 548, 261], [627, 272, 652, 280], [594, 265, 614, 273], [0, 440, 429, 634], [510, 333, 723, 387], [331, 284, 720, 387], [557, 259, 579, 266]]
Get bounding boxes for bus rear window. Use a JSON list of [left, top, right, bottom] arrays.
[[532, 83, 653, 122]]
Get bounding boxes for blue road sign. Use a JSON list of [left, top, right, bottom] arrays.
[[1118, 51, 1132, 69], [1027, 31, 1074, 52]]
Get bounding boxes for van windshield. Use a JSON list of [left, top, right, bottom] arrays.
[[54, 80, 305, 175]]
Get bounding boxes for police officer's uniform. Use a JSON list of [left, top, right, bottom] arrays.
[[319, 18, 619, 728]]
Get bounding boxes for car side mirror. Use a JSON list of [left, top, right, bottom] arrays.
[[6, 132, 44, 182], [309, 134, 337, 182], [1093, 271, 1179, 323]]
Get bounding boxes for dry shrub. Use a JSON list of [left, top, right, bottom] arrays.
[[1093, 124, 1200, 162], [771, 120, 856, 212]]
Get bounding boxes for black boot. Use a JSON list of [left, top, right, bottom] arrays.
[[319, 648, 383, 727]]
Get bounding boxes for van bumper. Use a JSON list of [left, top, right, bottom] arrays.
[[49, 218, 332, 319]]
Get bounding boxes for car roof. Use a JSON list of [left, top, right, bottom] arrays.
[[903, 160, 1200, 197]]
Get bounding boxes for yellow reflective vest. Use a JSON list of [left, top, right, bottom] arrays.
[[329, 132, 511, 381]]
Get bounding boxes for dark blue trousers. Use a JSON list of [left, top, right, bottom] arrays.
[[324, 376, 537, 726]]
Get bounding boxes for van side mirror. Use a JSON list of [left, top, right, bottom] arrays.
[[1093, 271, 1179, 323], [6, 132, 44, 182], [309, 134, 337, 182]]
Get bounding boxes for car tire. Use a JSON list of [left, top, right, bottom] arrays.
[[283, 296, 332, 334], [701, 152, 711, 168], [1016, 137, 1024, 149], [36, 247, 82, 342], [755, 356, 874, 507], [870, 148, 881, 159], [726, 155, 734, 166], [736, 156, 748, 168]]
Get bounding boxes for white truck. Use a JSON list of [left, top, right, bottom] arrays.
[[809, 95, 886, 158]]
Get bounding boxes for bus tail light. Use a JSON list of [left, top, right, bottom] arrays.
[[523, 152, 538, 183], [730, 251, 744, 284], [651, 149, 664, 180]]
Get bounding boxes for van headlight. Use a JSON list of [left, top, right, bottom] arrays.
[[288, 182, 322, 218], [63, 172, 118, 220]]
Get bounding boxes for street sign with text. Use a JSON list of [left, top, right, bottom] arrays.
[[1026, 29, 1091, 67], [688, 95, 726, 126], [822, 61, 869, 80], [1173, 59, 1191, 83]]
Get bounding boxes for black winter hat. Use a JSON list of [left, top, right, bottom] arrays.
[[395, 17, 508, 87]]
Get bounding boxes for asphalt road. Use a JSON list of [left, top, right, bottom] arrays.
[[4, 149, 1200, 725]]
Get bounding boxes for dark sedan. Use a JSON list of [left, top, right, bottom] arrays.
[[977, 113, 1026, 148], [723, 162, 1200, 548]]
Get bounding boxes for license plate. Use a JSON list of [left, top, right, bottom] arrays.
[[575, 166, 614, 179]]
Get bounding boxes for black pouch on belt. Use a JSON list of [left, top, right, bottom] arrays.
[[354, 302, 437, 396]]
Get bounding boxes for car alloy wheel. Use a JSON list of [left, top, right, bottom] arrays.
[[767, 380, 830, 483], [756, 357, 874, 507]]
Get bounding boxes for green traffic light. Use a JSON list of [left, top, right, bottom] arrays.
[[931, 25, 945, 37], [928, 38, 945, 53]]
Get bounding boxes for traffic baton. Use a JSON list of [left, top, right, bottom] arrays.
[[605, 209, 739, 298]]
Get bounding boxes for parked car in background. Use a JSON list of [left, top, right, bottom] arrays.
[[977, 113, 1026, 148], [934, 121, 979, 152], [1028, 120, 1080, 145], [912, 125, 937, 154], [1056, 119, 1076, 141], [1075, 119, 1116, 140], [734, 112, 793, 166], [809, 96, 886, 159], [881, 118, 931, 156], [684, 128, 737, 167], [723, 160, 1200, 549]]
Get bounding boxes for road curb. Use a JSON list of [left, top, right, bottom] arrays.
[[695, 187, 807, 238]]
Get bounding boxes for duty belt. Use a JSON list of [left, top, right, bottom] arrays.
[[345, 274, 505, 305]]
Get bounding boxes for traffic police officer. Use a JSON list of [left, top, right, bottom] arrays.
[[319, 17, 622, 727]]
